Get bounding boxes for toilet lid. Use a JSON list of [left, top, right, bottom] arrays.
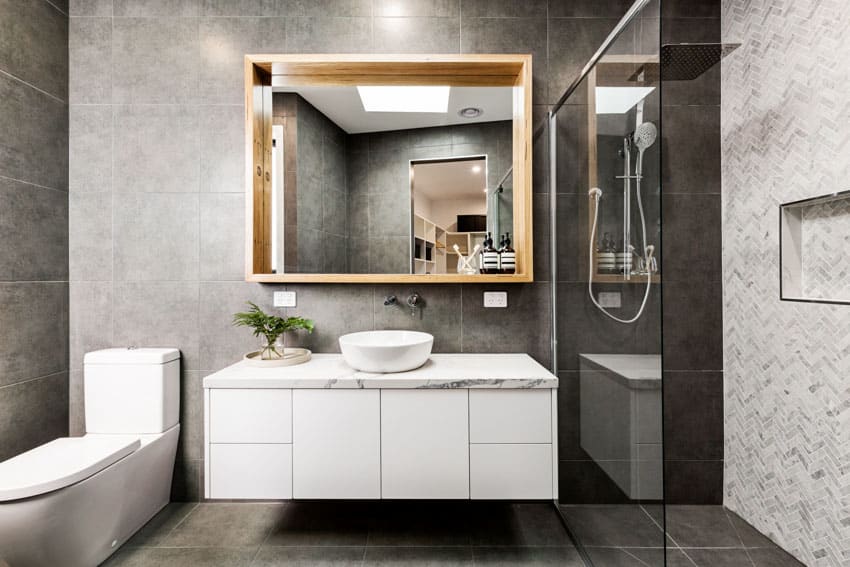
[[0, 436, 140, 501]]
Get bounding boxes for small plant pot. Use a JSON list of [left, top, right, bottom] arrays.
[[243, 347, 312, 367], [258, 337, 286, 360]]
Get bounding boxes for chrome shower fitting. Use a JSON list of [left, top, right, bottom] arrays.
[[406, 292, 424, 317], [383, 295, 397, 306]]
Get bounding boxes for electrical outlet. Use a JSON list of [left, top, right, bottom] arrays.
[[598, 291, 621, 308], [273, 291, 297, 308], [483, 291, 508, 308]]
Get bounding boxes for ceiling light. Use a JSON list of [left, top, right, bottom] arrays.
[[471, 165, 482, 174], [357, 86, 450, 113], [458, 107, 483, 119], [595, 87, 656, 114]]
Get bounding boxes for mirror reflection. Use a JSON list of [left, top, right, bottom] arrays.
[[268, 86, 514, 274]]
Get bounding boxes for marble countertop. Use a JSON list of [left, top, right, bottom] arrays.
[[203, 353, 558, 389], [579, 354, 661, 390]]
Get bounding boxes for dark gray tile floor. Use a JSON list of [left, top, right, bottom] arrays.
[[103, 501, 583, 567], [560, 504, 806, 567], [104, 502, 805, 567]]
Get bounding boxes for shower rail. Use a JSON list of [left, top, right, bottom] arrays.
[[550, 0, 652, 116]]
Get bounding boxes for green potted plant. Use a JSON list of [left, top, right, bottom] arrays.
[[233, 302, 315, 364]]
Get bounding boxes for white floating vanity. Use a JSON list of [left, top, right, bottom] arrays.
[[203, 354, 558, 501]]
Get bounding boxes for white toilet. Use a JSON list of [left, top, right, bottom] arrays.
[[0, 348, 181, 567]]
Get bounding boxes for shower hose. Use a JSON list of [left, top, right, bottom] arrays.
[[587, 164, 655, 324]]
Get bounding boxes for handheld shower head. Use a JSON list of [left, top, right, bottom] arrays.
[[633, 121, 657, 152]]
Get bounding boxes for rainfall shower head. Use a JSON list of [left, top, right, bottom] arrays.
[[660, 43, 740, 81], [633, 122, 657, 152], [627, 42, 741, 83]]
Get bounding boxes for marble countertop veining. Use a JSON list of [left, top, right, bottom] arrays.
[[202, 353, 558, 389]]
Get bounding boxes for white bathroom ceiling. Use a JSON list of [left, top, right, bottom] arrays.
[[413, 158, 488, 200], [272, 85, 513, 134]]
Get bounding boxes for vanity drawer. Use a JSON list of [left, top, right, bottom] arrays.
[[209, 443, 292, 499], [470, 444, 553, 500], [469, 390, 551, 444], [209, 389, 292, 443]]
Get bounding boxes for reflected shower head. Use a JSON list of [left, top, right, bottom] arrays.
[[633, 122, 657, 152]]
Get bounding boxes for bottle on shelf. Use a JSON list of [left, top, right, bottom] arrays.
[[480, 232, 500, 274], [500, 232, 516, 274]]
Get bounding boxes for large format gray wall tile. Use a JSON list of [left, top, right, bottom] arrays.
[[70, 0, 113, 17], [0, 179, 69, 281], [112, 17, 199, 104], [0, 372, 69, 462], [0, 72, 69, 191], [200, 193, 244, 281], [113, 105, 200, 194], [200, 105, 244, 193], [0, 0, 69, 459], [69, 192, 112, 281], [113, 281, 200, 369], [0, 283, 69, 387], [69, 281, 113, 370], [373, 17, 460, 53], [113, 193, 200, 281], [69, 105, 112, 193], [69, 17, 111, 104], [0, 0, 68, 99]]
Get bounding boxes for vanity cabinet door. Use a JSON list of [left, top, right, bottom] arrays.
[[209, 444, 292, 499], [292, 390, 380, 499], [380, 390, 469, 499], [470, 444, 552, 499], [469, 389, 551, 443], [209, 389, 292, 443]]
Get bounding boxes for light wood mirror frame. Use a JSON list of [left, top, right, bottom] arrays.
[[244, 54, 533, 283]]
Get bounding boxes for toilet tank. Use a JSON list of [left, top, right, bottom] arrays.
[[84, 348, 180, 434]]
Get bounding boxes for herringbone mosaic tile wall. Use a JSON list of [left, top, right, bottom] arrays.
[[721, 1, 850, 565], [801, 199, 850, 301]]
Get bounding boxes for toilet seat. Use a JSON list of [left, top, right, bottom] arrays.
[[0, 436, 140, 501]]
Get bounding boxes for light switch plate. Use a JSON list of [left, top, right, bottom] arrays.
[[273, 291, 297, 308], [598, 291, 621, 308], [483, 291, 508, 308]]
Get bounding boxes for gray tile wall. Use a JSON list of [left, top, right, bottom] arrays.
[[294, 96, 350, 273], [67, 0, 721, 502], [0, 0, 70, 462], [347, 121, 511, 274], [659, 4, 724, 505]]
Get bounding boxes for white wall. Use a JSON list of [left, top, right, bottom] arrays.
[[722, 2, 850, 565], [430, 197, 487, 231]]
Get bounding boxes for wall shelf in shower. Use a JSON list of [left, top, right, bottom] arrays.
[[780, 190, 850, 305]]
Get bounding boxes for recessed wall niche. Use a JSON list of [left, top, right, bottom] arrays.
[[780, 191, 850, 304]]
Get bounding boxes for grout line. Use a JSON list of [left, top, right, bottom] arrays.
[[42, 0, 68, 16], [159, 502, 200, 541], [0, 68, 66, 104], [0, 173, 68, 194], [724, 507, 758, 567], [618, 548, 657, 567], [0, 370, 69, 391]]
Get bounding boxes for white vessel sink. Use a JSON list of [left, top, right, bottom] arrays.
[[338, 330, 434, 373]]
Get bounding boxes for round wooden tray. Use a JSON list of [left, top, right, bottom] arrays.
[[243, 347, 312, 367]]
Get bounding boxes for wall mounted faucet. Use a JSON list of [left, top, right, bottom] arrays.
[[383, 295, 397, 306], [407, 292, 424, 317]]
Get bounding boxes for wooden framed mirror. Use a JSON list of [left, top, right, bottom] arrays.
[[244, 54, 533, 283]]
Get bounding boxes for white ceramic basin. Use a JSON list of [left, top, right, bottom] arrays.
[[338, 330, 434, 373]]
